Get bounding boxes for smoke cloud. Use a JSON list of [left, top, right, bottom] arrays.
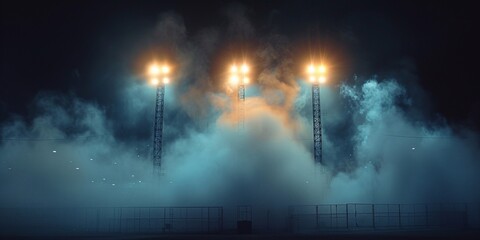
[[1, 6, 479, 209]]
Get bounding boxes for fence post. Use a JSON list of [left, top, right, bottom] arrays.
[[346, 204, 349, 229], [266, 209, 270, 230], [119, 207, 123, 233], [163, 208, 166, 233], [148, 208, 151, 233], [207, 207, 210, 233], [387, 205, 390, 227], [96, 208, 100, 233], [288, 206, 294, 233], [220, 207, 224, 232], [330, 205, 333, 228], [372, 204, 375, 229], [440, 203, 445, 227], [398, 204, 402, 228], [425, 204, 429, 227], [355, 204, 358, 227], [335, 204, 338, 228]]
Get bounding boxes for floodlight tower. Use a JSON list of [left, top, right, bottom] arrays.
[[148, 63, 171, 173], [229, 63, 250, 129], [307, 64, 327, 164]]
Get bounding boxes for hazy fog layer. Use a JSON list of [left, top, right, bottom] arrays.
[[1, 8, 479, 207]]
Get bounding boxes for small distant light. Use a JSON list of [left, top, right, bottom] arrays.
[[131, 174, 135, 178], [309, 76, 316, 82], [112, 183, 115, 186], [305, 181, 309, 184], [151, 78, 159, 85], [8, 168, 12, 170], [230, 65, 238, 73], [114, 162, 117, 165], [102, 178, 106, 181], [412, 147, 416, 150], [163, 77, 169, 84], [91, 180, 94, 183], [75, 167, 80, 170], [52, 150, 57, 153], [138, 180, 142, 183], [90, 158, 93, 161], [243, 77, 249, 84]]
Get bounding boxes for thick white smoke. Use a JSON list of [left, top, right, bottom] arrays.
[[1, 78, 479, 207], [325, 80, 480, 203]]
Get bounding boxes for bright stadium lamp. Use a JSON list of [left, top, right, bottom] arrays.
[[307, 64, 327, 84], [148, 63, 170, 86]]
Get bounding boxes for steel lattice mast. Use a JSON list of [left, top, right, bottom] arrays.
[[152, 84, 165, 172], [312, 83, 322, 164], [147, 63, 171, 174], [307, 63, 327, 165], [238, 84, 246, 129]]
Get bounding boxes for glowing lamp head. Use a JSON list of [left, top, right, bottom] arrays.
[[163, 77, 170, 84], [306, 63, 328, 84], [319, 65, 326, 73], [149, 65, 160, 76], [241, 64, 249, 73], [229, 62, 249, 85], [308, 65, 315, 74], [162, 66, 170, 74], [318, 76, 326, 83], [151, 78, 159, 85], [230, 75, 239, 85]]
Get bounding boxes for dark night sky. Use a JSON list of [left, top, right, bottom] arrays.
[[1, 0, 479, 130]]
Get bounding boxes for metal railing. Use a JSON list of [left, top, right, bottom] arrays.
[[2, 203, 478, 235], [0, 206, 223, 235], [289, 203, 480, 233]]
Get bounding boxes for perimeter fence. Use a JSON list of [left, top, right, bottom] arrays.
[[289, 203, 480, 233], [1, 203, 479, 235], [0, 206, 223, 235]]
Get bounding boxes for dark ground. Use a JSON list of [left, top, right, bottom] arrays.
[[3, 229, 480, 240]]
